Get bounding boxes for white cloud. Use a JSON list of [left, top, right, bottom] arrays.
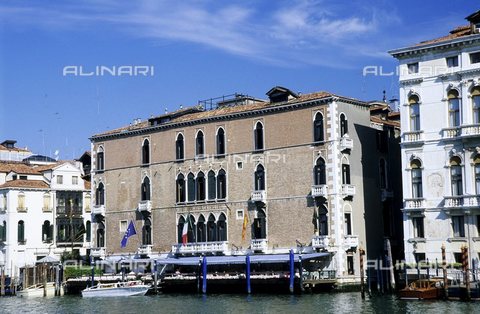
[[0, 0, 402, 68]]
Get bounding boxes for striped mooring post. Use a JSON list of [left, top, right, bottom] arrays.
[[462, 246, 470, 301]]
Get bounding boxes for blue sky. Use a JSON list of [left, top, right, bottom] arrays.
[[0, 0, 474, 159]]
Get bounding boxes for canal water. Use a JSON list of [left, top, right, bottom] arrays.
[[1, 293, 478, 314]]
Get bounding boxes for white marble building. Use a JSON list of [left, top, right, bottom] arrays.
[[0, 159, 91, 277], [390, 11, 480, 265]]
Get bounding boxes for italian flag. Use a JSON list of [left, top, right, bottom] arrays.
[[182, 214, 189, 245]]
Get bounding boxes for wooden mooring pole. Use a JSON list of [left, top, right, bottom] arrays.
[[442, 244, 448, 300], [359, 248, 365, 299], [153, 260, 158, 294], [463, 246, 470, 301], [1, 266, 5, 297]]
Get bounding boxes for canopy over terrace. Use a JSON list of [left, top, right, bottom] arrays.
[[155, 252, 329, 266]]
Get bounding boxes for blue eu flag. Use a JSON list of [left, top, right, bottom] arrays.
[[121, 220, 137, 248]]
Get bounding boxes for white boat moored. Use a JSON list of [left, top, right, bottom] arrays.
[[17, 282, 56, 297], [81, 281, 150, 297]]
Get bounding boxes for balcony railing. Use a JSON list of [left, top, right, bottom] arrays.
[[56, 206, 82, 216], [311, 235, 330, 250], [311, 185, 328, 198], [17, 207, 27, 213], [340, 137, 353, 151], [404, 198, 426, 210], [251, 190, 267, 203], [42, 207, 53, 213], [172, 241, 228, 255], [251, 239, 268, 252], [92, 204, 105, 216], [341, 184, 355, 197], [138, 200, 152, 212], [461, 124, 480, 137], [402, 131, 423, 143], [444, 196, 463, 208], [441, 127, 459, 139], [463, 195, 480, 207], [344, 235, 359, 249], [137, 244, 152, 255], [90, 247, 106, 258]]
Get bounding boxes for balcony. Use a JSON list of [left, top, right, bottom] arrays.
[[311, 185, 328, 198], [251, 190, 267, 203], [344, 235, 359, 249], [172, 241, 229, 255], [311, 235, 330, 250], [404, 198, 426, 210], [138, 200, 152, 213], [340, 137, 353, 151], [463, 195, 480, 207], [444, 196, 464, 208], [251, 239, 268, 253], [441, 127, 459, 139], [402, 131, 423, 144], [461, 124, 480, 137], [56, 206, 82, 216], [137, 244, 152, 255], [92, 204, 105, 216], [90, 247, 106, 258], [341, 184, 355, 198]]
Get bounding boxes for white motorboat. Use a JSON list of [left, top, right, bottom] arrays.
[[81, 280, 150, 297], [17, 282, 56, 297]]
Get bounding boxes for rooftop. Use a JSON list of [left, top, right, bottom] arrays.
[[0, 140, 30, 153], [92, 88, 366, 139], [389, 9, 480, 57], [0, 161, 41, 175], [0, 179, 49, 189]]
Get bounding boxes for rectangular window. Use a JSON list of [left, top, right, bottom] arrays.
[[0, 194, 5, 210], [119, 220, 128, 233], [476, 215, 480, 236], [43, 194, 51, 211], [454, 252, 463, 264], [342, 164, 351, 185], [17, 194, 26, 211], [410, 104, 420, 131], [470, 52, 480, 64], [72, 176, 78, 185], [57, 175, 63, 184], [474, 95, 480, 124], [344, 213, 352, 235], [19, 175, 27, 180], [347, 255, 354, 275], [236, 209, 244, 220], [446, 56, 459, 68], [448, 98, 460, 127], [407, 62, 419, 74], [450, 165, 463, 196], [412, 216, 424, 238], [414, 252, 426, 264], [452, 215, 465, 237]]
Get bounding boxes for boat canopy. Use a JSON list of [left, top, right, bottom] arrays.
[[155, 253, 329, 266]]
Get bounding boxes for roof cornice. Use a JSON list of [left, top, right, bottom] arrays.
[[389, 34, 480, 59], [90, 96, 368, 142]]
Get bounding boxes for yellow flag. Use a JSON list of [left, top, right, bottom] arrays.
[[242, 212, 249, 241]]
